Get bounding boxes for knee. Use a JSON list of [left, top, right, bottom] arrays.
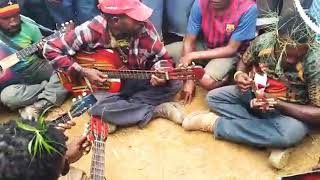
[[206, 88, 224, 108], [0, 85, 22, 108], [274, 121, 308, 148]]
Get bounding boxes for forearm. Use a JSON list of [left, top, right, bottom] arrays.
[[275, 100, 320, 124], [188, 45, 237, 61]]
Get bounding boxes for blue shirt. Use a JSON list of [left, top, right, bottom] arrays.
[[187, 0, 257, 42], [310, 0, 320, 42]]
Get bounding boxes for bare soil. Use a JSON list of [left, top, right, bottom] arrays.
[[2, 88, 320, 180]]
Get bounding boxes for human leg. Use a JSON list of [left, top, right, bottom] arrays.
[[142, 0, 164, 38], [75, 0, 99, 24]]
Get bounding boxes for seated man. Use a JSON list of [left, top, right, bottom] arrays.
[[166, 0, 257, 104], [182, 14, 319, 169], [43, 0, 183, 133], [0, 120, 91, 180], [0, 0, 67, 120]]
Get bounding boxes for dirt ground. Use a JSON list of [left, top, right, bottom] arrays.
[[2, 88, 320, 180]]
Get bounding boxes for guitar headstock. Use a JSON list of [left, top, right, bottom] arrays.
[[88, 116, 108, 142], [69, 92, 97, 118], [59, 20, 75, 34], [168, 65, 205, 80]]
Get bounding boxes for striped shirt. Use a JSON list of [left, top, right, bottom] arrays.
[[43, 15, 173, 73]]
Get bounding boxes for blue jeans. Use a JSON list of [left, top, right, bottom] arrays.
[[45, 0, 99, 25], [207, 85, 308, 148], [142, 0, 195, 37]]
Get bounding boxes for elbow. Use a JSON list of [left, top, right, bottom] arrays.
[[226, 46, 238, 57]]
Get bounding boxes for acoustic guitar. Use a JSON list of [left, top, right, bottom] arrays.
[[49, 93, 97, 126], [58, 49, 205, 96]]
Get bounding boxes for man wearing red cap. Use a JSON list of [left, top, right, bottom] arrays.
[[44, 0, 183, 133], [0, 0, 68, 120]]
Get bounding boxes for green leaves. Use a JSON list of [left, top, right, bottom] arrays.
[[16, 118, 62, 158]]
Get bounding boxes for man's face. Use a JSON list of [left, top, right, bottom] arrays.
[[208, 0, 230, 10], [107, 14, 144, 39], [0, 13, 21, 36]]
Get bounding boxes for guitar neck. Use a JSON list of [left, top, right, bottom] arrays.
[[16, 31, 61, 59], [102, 69, 168, 80], [49, 112, 71, 126], [90, 140, 105, 180]]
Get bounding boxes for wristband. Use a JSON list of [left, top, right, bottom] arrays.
[[234, 71, 244, 81]]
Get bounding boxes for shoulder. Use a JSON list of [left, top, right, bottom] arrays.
[[141, 21, 160, 41], [21, 19, 40, 32], [86, 15, 107, 34], [304, 45, 320, 70], [250, 32, 276, 50]]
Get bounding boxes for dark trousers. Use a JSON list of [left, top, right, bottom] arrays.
[[90, 79, 182, 127]]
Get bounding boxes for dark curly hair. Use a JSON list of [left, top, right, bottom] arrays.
[[0, 120, 67, 180]]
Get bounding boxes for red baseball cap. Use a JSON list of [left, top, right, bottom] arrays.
[[98, 0, 153, 22]]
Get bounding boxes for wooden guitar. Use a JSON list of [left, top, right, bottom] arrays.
[[86, 116, 108, 180], [49, 93, 97, 126], [0, 22, 73, 73], [58, 49, 206, 96]]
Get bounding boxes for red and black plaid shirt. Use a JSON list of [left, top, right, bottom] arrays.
[[43, 15, 173, 73]]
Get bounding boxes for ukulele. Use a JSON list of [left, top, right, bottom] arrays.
[[49, 93, 97, 126], [86, 116, 108, 180], [0, 21, 73, 81], [58, 49, 206, 96]]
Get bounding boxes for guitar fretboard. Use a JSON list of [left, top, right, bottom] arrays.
[[90, 140, 105, 180], [49, 112, 71, 126], [16, 31, 62, 59], [102, 69, 168, 80]]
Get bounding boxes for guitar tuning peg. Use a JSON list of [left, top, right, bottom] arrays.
[[82, 92, 87, 97], [72, 98, 77, 102], [191, 62, 195, 67], [78, 95, 82, 100], [65, 21, 69, 25]]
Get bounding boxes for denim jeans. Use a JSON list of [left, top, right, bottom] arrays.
[[142, 0, 195, 37], [207, 85, 308, 148], [45, 0, 99, 25]]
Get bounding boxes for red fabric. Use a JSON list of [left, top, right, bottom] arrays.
[[98, 0, 152, 22], [0, 8, 19, 17], [199, 0, 255, 49], [265, 78, 287, 93]]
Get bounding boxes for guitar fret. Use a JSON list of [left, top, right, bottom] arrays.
[[91, 139, 105, 180], [101, 69, 172, 80]]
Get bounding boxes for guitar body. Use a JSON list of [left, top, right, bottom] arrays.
[[58, 49, 122, 96], [59, 49, 206, 96]]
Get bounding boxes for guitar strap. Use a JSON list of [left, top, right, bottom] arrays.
[[0, 30, 22, 51]]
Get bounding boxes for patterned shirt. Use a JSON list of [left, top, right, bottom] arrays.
[[242, 32, 320, 106], [43, 15, 173, 73]]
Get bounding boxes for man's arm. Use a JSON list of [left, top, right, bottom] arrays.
[[182, 40, 241, 64], [182, 5, 257, 65], [274, 102, 320, 124], [43, 21, 98, 72], [181, 0, 201, 60]]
